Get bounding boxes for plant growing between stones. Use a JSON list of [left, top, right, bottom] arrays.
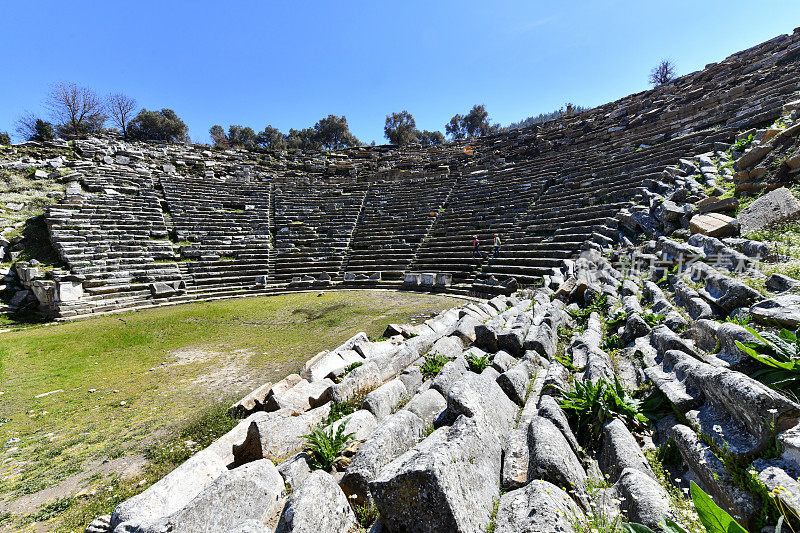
[[605, 309, 628, 331], [465, 352, 490, 373], [321, 401, 356, 427], [735, 327, 800, 397], [302, 422, 355, 471], [642, 312, 665, 327], [420, 352, 449, 379], [558, 377, 647, 445], [623, 481, 747, 533], [601, 333, 624, 351], [724, 314, 751, 327], [731, 133, 755, 153]]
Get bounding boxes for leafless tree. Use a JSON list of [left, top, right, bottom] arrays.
[[649, 59, 676, 86], [14, 112, 38, 140], [106, 93, 137, 138], [46, 82, 106, 138]]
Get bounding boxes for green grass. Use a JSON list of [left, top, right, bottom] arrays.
[[0, 290, 460, 531]]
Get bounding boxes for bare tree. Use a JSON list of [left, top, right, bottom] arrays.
[[14, 112, 55, 142], [15, 112, 39, 140], [649, 59, 676, 86], [106, 93, 137, 138], [46, 82, 106, 138]]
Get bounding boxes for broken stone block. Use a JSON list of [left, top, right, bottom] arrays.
[[340, 410, 424, 507], [750, 294, 800, 327], [527, 416, 587, 504], [494, 479, 582, 533], [142, 459, 285, 533], [370, 415, 502, 532], [446, 370, 518, 439], [690, 213, 739, 238], [599, 419, 653, 483], [361, 378, 407, 421], [403, 388, 447, 427], [738, 186, 800, 235], [275, 470, 358, 533], [232, 404, 331, 466]]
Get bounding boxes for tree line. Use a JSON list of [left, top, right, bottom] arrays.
[[6, 82, 188, 144], [0, 61, 678, 148]]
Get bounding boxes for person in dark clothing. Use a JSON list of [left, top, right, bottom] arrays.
[[472, 234, 483, 258]]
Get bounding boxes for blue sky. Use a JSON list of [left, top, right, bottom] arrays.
[[1, 1, 799, 144]]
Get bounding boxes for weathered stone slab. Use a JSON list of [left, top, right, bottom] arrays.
[[361, 378, 407, 421], [738, 187, 800, 235], [750, 294, 800, 327], [446, 371, 518, 439], [340, 410, 424, 507], [141, 459, 285, 533], [404, 388, 447, 427], [613, 468, 671, 530], [494, 480, 581, 533], [527, 416, 587, 503], [370, 415, 502, 533], [232, 404, 331, 466], [275, 470, 358, 533], [331, 361, 382, 404], [690, 212, 739, 238], [599, 419, 653, 483]]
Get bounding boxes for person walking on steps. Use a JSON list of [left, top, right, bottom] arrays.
[[472, 235, 483, 258], [493, 233, 501, 257]]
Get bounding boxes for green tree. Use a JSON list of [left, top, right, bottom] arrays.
[[417, 130, 445, 146], [227, 125, 258, 149], [33, 120, 56, 142], [127, 109, 188, 142], [445, 114, 466, 140], [313, 115, 360, 150], [256, 125, 287, 150], [286, 127, 320, 151], [446, 105, 497, 139], [384, 110, 418, 146], [209, 124, 228, 148], [0, 131, 10, 145]]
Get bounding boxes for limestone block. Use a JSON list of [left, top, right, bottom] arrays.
[[494, 480, 581, 532], [340, 410, 424, 507], [370, 415, 502, 532], [690, 213, 739, 238], [738, 187, 800, 235], [275, 470, 358, 533]]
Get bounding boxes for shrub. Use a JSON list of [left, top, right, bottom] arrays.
[[736, 327, 800, 396], [605, 310, 628, 331], [465, 352, 490, 373], [421, 352, 449, 379], [0, 131, 10, 145], [558, 377, 647, 445], [302, 423, 355, 471]]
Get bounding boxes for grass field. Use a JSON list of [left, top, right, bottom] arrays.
[[0, 290, 461, 531]]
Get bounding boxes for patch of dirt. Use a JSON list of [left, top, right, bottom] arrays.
[[0, 455, 146, 516], [291, 303, 346, 321], [151, 345, 257, 401]]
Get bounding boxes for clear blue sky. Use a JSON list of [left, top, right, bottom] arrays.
[[1, 1, 799, 144]]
